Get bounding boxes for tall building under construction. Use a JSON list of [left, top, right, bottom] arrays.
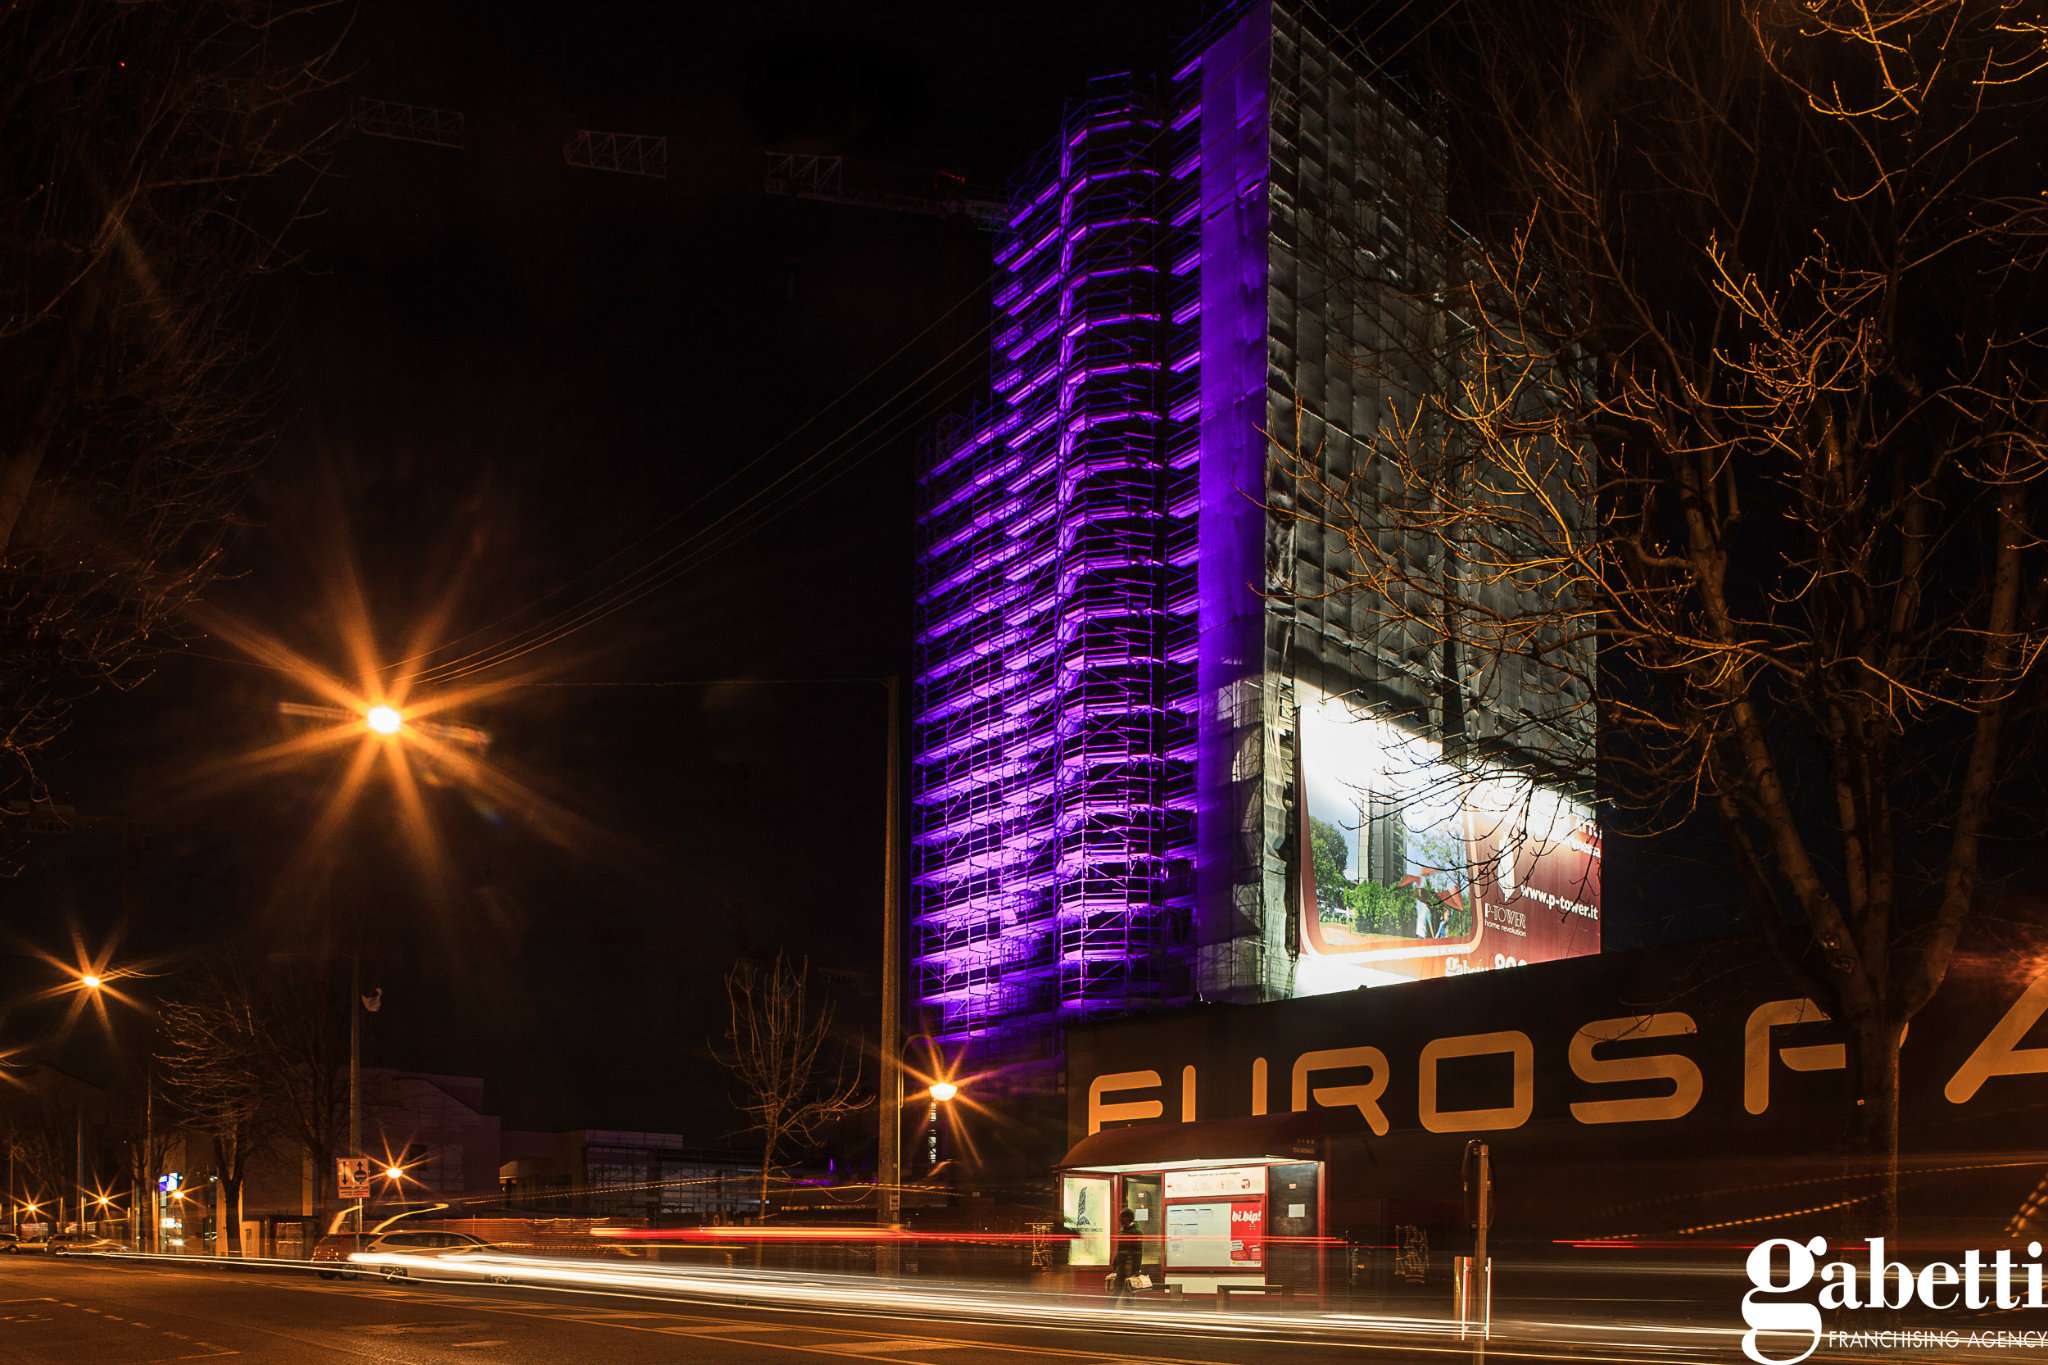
[[911, 0, 1601, 1091]]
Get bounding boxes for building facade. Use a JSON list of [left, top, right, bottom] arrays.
[[499, 1129, 758, 1223], [913, 0, 1598, 1088]]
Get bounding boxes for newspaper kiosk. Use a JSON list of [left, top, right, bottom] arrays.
[[1056, 1112, 1333, 1300]]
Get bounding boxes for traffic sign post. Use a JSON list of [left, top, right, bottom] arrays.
[[337, 1157, 371, 1200]]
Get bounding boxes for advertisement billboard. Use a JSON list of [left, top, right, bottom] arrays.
[[1293, 685, 1599, 995]]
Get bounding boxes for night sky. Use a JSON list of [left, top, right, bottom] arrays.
[[7, 0, 1715, 1145]]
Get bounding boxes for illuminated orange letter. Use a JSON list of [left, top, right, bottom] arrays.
[[1946, 970, 2048, 1105], [1290, 1046, 1390, 1135], [1743, 999, 1845, 1116], [1087, 1070, 1163, 1135], [1418, 1031, 1534, 1133], [1568, 1013, 1702, 1125]]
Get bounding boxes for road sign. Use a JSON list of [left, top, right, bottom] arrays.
[[157, 1171, 181, 1194], [337, 1157, 371, 1199]]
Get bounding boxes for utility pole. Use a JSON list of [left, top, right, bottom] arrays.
[[1461, 1139, 1493, 1349], [144, 1076, 153, 1252], [74, 1105, 83, 1234], [349, 943, 361, 1235], [877, 674, 903, 1276]]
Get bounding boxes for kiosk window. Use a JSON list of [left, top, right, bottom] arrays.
[[1164, 1199, 1264, 1268], [1062, 1175, 1111, 1266]]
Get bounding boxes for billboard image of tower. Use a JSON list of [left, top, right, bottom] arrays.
[[912, 0, 1599, 1087]]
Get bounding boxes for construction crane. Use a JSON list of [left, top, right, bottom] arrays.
[[764, 152, 1006, 231]]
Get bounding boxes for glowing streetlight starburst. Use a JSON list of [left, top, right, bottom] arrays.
[[898, 1039, 993, 1170], [21, 927, 161, 1042], [181, 533, 609, 907]]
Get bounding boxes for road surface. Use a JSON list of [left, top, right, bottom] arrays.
[[0, 1251, 1975, 1362]]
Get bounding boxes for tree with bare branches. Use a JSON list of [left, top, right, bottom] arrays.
[[713, 954, 868, 1223], [156, 977, 268, 1251], [0, 1110, 69, 1222], [250, 960, 347, 1226], [0, 0, 345, 864], [1277, 0, 2046, 1237]]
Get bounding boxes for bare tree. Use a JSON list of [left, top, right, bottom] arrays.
[[713, 954, 868, 1223], [157, 978, 268, 1251], [0, 0, 345, 863], [0, 1112, 68, 1218], [1277, 0, 2046, 1238], [251, 960, 346, 1226]]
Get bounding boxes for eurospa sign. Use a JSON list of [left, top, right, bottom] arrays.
[[1067, 933, 2048, 1152]]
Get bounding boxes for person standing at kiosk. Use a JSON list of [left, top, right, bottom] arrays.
[[1110, 1209, 1146, 1304]]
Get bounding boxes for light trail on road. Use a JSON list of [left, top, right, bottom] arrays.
[[60, 1249, 2026, 1362], [334, 1248, 1757, 1362]]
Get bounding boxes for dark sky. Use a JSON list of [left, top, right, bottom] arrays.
[[7, 0, 1727, 1147], [10, 0, 1221, 1141]]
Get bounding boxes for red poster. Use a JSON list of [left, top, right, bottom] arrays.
[[1229, 1199, 1264, 1264]]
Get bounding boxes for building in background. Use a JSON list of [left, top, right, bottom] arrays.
[[912, 0, 1598, 1095], [359, 1069, 501, 1200], [239, 1067, 501, 1219], [0, 1064, 113, 1233], [499, 1129, 758, 1223]]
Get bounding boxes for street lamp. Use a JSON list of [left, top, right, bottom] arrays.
[[79, 973, 102, 991], [365, 705, 402, 735], [928, 1081, 959, 1103]]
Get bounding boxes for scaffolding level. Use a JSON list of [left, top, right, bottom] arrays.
[[911, 75, 1196, 1080]]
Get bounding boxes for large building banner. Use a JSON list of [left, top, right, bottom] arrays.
[[1070, 921, 2048, 1236], [1293, 685, 1600, 995]]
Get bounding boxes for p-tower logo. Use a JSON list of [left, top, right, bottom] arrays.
[[1741, 1237, 2048, 1364]]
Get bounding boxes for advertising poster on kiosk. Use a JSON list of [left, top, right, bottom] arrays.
[[1293, 683, 1600, 996], [1162, 1166, 1266, 1269]]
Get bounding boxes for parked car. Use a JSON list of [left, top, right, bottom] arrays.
[[309, 1229, 367, 1277], [312, 1228, 501, 1282], [11, 1228, 55, 1254], [49, 1232, 126, 1255], [0, 1231, 17, 1254]]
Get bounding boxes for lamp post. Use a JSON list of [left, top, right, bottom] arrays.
[[350, 701, 400, 1236], [71, 958, 170, 1251], [877, 675, 903, 1276], [73, 972, 100, 1238]]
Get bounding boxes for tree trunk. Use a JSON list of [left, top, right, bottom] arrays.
[[223, 1175, 245, 1253], [1850, 1012, 1905, 1248], [756, 1138, 774, 1271], [311, 1144, 331, 1229]]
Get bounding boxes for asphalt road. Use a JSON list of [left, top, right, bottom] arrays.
[[0, 1254, 1456, 1365], [0, 1252, 1979, 1364]]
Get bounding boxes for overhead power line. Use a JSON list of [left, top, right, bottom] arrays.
[[380, 14, 1439, 687], [405, 337, 991, 687]]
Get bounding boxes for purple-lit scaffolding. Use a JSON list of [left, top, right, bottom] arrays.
[[914, 0, 1501, 1084], [912, 75, 1196, 1078]]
